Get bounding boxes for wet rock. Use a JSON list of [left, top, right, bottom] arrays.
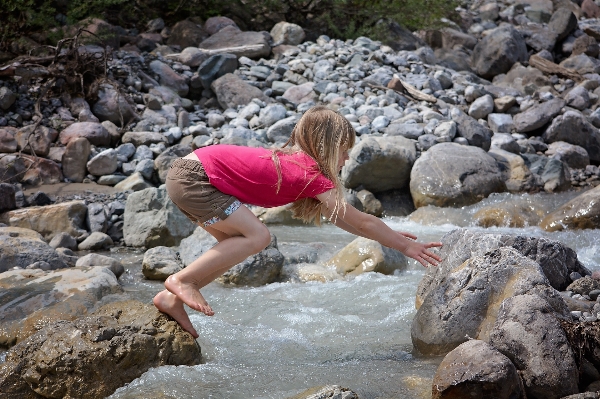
[[198, 53, 238, 90], [142, 246, 183, 280], [0, 227, 67, 273], [489, 294, 579, 399], [513, 98, 565, 133], [410, 143, 505, 208], [432, 340, 524, 399], [199, 26, 271, 59], [326, 237, 408, 276], [543, 110, 600, 163], [217, 234, 284, 286], [0, 300, 201, 398], [286, 385, 359, 399], [567, 276, 600, 296], [471, 25, 528, 79], [342, 136, 416, 193], [167, 19, 208, 49], [211, 73, 269, 109], [123, 186, 196, 248], [78, 232, 113, 250], [2, 200, 88, 241], [76, 253, 124, 279], [15, 125, 57, 157], [540, 184, 600, 231], [474, 202, 544, 228]]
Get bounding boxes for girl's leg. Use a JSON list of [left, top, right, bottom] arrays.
[[164, 205, 271, 314], [152, 224, 235, 338]]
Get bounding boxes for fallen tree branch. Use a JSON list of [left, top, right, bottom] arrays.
[[529, 54, 583, 83]]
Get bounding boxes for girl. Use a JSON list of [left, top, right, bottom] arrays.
[[153, 105, 442, 338]]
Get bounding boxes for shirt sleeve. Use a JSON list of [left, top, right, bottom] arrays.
[[302, 173, 335, 198]]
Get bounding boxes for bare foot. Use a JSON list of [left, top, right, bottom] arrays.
[[164, 275, 215, 316], [153, 290, 199, 338]]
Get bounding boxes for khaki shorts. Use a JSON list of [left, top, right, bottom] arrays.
[[165, 158, 241, 227]]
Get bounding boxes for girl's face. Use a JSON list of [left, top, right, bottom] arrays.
[[337, 148, 350, 172]]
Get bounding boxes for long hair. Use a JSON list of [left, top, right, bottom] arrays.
[[271, 105, 356, 225]]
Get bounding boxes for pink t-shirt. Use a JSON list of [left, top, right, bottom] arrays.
[[194, 145, 335, 208]]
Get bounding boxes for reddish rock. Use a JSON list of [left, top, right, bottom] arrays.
[[62, 137, 91, 183], [58, 122, 110, 146], [583, 0, 600, 19], [204, 16, 239, 35], [15, 125, 58, 157], [20, 156, 63, 186], [0, 127, 17, 153]]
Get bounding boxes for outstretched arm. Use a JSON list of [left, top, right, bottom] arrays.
[[316, 190, 443, 267]]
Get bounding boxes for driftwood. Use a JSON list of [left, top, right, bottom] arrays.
[[363, 75, 438, 103], [529, 54, 583, 83], [166, 44, 266, 60]]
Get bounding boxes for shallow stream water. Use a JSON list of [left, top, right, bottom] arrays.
[[5, 191, 600, 399]]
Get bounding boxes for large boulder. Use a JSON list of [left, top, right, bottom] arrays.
[[270, 22, 305, 46], [415, 229, 590, 308], [341, 136, 416, 193], [211, 73, 269, 109], [411, 247, 569, 356], [0, 300, 201, 399], [198, 25, 271, 59], [325, 237, 408, 276], [142, 246, 183, 280], [92, 84, 139, 126], [543, 110, 600, 162], [15, 125, 57, 157], [488, 148, 536, 192], [148, 61, 189, 97], [409, 143, 505, 208], [167, 19, 208, 49], [58, 121, 110, 146], [2, 200, 88, 241], [471, 25, 529, 79], [513, 98, 565, 133], [489, 294, 579, 399], [123, 186, 197, 248], [20, 156, 63, 186], [450, 108, 492, 150], [432, 340, 524, 399], [62, 137, 91, 182], [197, 53, 238, 90], [0, 227, 67, 272], [154, 144, 192, 184], [75, 253, 125, 278], [540, 184, 600, 231], [216, 234, 284, 286], [0, 266, 124, 348]]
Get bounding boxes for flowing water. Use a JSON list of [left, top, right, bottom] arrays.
[[5, 191, 600, 399]]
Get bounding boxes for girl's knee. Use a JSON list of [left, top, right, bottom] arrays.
[[253, 226, 272, 252]]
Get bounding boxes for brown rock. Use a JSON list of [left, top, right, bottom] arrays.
[[582, 0, 600, 19], [167, 19, 208, 49], [20, 156, 63, 186], [204, 16, 238, 35], [474, 202, 545, 228], [282, 82, 317, 104], [15, 125, 58, 157], [199, 25, 271, 59], [0, 154, 26, 183], [572, 34, 599, 58], [211, 73, 269, 109], [58, 121, 110, 146], [62, 137, 91, 183], [540, 184, 600, 231], [0, 127, 17, 153]]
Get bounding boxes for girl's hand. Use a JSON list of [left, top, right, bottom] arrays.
[[403, 241, 443, 268]]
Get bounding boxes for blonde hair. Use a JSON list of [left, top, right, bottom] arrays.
[[271, 105, 356, 225]]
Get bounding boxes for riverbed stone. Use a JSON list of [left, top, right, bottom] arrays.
[[282, 82, 317, 104], [410, 143, 505, 208], [58, 121, 110, 146], [92, 84, 139, 126], [411, 247, 569, 356], [450, 107, 492, 150], [78, 232, 113, 250], [0, 183, 16, 212], [287, 385, 359, 399], [342, 136, 416, 193], [15, 125, 57, 157], [474, 202, 545, 228], [62, 137, 91, 182], [167, 19, 208, 48], [217, 234, 284, 286], [0, 127, 17, 153], [0, 300, 201, 399], [87, 148, 119, 176], [2, 200, 88, 241], [0, 227, 67, 273], [543, 110, 600, 162], [149, 61, 189, 97], [75, 253, 124, 279], [121, 130, 167, 146], [513, 98, 565, 133], [489, 294, 579, 399], [540, 184, 600, 231], [198, 53, 238, 90], [0, 266, 124, 348], [199, 25, 271, 59], [211, 73, 269, 109], [325, 237, 408, 276], [123, 186, 197, 248], [432, 340, 524, 399], [546, 141, 590, 169], [471, 25, 529, 79], [204, 16, 238, 35], [114, 171, 154, 192], [20, 156, 63, 186], [142, 246, 183, 280], [270, 22, 305, 46], [154, 143, 192, 183], [488, 148, 536, 192]]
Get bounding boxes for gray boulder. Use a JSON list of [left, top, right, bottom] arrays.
[[341, 136, 416, 193], [451, 108, 492, 150], [522, 153, 571, 192], [142, 246, 183, 280], [211, 73, 269, 109], [514, 98, 565, 133], [198, 53, 238, 90], [217, 234, 284, 286], [154, 143, 192, 184], [411, 247, 569, 356], [489, 294, 578, 399], [543, 110, 600, 162], [86, 148, 118, 176], [62, 137, 91, 182], [199, 26, 271, 59], [75, 253, 125, 279], [149, 62, 189, 97], [0, 266, 124, 348], [0, 227, 67, 272], [549, 8, 578, 42], [0, 300, 200, 399], [325, 237, 408, 276], [410, 143, 505, 208], [58, 121, 110, 147], [123, 186, 197, 248], [546, 141, 590, 169], [267, 115, 299, 143], [78, 232, 113, 250], [92, 84, 139, 126], [432, 340, 524, 399], [167, 19, 208, 48], [270, 21, 305, 45], [471, 25, 528, 79]]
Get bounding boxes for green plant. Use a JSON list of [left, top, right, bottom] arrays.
[[1, 0, 57, 48]]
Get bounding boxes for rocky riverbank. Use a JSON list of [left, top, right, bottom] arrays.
[[1, 0, 600, 397]]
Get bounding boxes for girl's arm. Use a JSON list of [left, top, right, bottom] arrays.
[[316, 189, 443, 267]]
